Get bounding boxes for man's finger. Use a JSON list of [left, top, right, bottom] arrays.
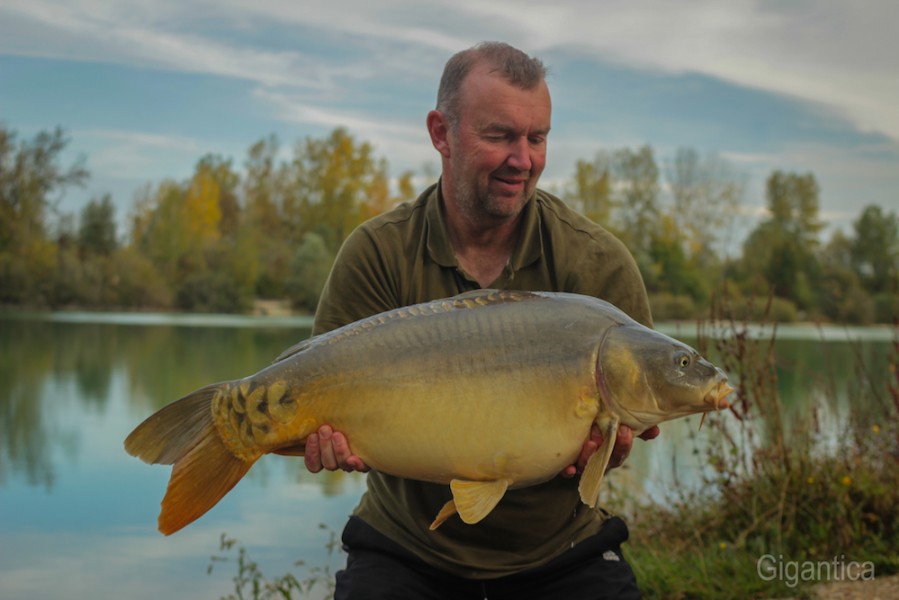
[[318, 425, 338, 471], [608, 425, 633, 469], [638, 425, 660, 441], [304, 433, 322, 473]]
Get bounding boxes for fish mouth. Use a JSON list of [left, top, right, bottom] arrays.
[[698, 382, 734, 430], [704, 382, 734, 411]]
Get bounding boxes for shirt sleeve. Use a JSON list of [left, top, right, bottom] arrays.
[[568, 229, 653, 328], [312, 226, 401, 336]]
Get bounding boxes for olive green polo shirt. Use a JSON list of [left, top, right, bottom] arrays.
[[313, 181, 651, 579]]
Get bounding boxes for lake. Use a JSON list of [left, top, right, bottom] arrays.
[[0, 312, 892, 599]]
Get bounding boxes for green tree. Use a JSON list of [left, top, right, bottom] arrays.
[[134, 180, 192, 283], [287, 232, 334, 312], [766, 171, 823, 245], [242, 135, 289, 298], [850, 204, 898, 295], [78, 194, 117, 256], [818, 231, 873, 323], [740, 171, 822, 309]]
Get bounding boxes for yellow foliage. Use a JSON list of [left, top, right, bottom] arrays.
[[184, 169, 222, 243]]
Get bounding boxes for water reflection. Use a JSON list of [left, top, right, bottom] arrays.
[[1, 316, 315, 490]]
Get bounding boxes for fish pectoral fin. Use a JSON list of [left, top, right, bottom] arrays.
[[578, 416, 620, 508], [449, 479, 511, 525], [429, 500, 458, 531]]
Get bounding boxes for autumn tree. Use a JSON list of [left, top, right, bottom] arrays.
[[240, 135, 290, 298], [0, 125, 88, 304], [563, 158, 612, 225], [665, 148, 743, 263], [612, 145, 660, 259], [282, 128, 391, 252]]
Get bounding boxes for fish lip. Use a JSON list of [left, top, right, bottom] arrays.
[[705, 382, 734, 410]]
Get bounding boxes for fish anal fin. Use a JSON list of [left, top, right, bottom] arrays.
[[158, 430, 255, 535], [578, 416, 620, 508], [429, 499, 458, 530], [449, 479, 510, 525]]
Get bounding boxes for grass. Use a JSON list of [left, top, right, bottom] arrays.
[[208, 295, 899, 599], [207, 526, 341, 600]]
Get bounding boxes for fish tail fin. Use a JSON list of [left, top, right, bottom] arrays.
[[124, 382, 256, 535]]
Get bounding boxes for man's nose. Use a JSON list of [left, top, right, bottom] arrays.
[[506, 137, 532, 171]]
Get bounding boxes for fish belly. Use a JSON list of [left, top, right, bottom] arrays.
[[254, 292, 605, 487]]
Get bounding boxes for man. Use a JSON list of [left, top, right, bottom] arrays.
[[306, 42, 658, 599]]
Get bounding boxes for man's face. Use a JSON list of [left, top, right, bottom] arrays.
[[443, 65, 551, 225]]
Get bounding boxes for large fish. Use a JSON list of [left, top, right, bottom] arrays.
[[125, 289, 732, 535]]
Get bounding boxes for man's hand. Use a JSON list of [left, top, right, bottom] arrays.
[[560, 424, 660, 478], [304, 425, 370, 473]]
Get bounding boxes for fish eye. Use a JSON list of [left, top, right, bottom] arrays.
[[676, 353, 691, 368]]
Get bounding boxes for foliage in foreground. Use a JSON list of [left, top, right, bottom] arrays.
[[208, 526, 341, 600]]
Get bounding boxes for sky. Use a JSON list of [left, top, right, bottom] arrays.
[[1, 0, 897, 249]]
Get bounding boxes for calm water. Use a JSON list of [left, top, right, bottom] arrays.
[[0, 313, 892, 600]]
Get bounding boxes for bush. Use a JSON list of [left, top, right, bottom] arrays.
[[287, 233, 334, 312], [110, 248, 172, 309], [649, 293, 698, 321], [874, 292, 899, 324], [720, 295, 799, 323], [175, 271, 250, 313]]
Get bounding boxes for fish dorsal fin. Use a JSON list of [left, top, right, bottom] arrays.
[[449, 289, 537, 309], [449, 478, 511, 525], [272, 337, 317, 364], [578, 415, 620, 508]]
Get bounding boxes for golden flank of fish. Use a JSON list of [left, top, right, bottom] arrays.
[[125, 290, 733, 535]]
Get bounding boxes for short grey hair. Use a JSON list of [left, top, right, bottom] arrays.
[[436, 42, 547, 128]]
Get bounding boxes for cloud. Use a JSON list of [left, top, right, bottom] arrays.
[[254, 88, 434, 172], [480, 0, 899, 142], [0, 0, 335, 89], [74, 129, 205, 179], [3, 0, 896, 143]]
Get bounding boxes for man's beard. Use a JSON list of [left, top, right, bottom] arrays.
[[449, 168, 532, 226]]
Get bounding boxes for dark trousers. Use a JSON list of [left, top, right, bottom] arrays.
[[334, 516, 641, 600]]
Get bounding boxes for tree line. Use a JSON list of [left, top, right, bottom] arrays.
[[1, 124, 896, 323]]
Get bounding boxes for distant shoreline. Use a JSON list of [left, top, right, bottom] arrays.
[[2, 307, 893, 342]]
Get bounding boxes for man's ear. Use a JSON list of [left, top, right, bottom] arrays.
[[426, 110, 451, 158]]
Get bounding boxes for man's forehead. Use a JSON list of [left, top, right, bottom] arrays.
[[459, 66, 551, 119]]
